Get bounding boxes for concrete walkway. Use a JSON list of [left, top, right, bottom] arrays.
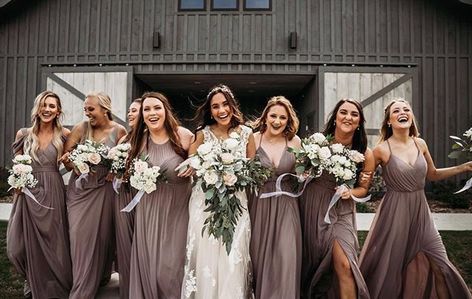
[[2, 203, 471, 230]]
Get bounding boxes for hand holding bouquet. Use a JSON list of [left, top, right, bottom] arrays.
[[69, 139, 110, 175], [8, 154, 37, 191]]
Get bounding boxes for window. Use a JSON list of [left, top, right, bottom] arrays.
[[244, 0, 271, 10], [179, 0, 205, 11], [211, 0, 238, 10]]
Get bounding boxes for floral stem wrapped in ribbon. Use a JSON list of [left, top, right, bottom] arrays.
[[107, 143, 131, 193], [121, 155, 165, 212], [69, 139, 110, 190], [176, 132, 271, 254], [449, 127, 472, 193], [8, 154, 52, 209]]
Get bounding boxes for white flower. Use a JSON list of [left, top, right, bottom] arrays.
[[134, 160, 148, 174], [348, 150, 365, 163], [189, 156, 202, 169], [77, 163, 90, 174], [197, 143, 213, 156], [220, 152, 235, 164], [223, 172, 238, 186], [343, 169, 354, 180], [223, 138, 239, 150], [311, 132, 326, 144], [331, 143, 344, 154], [318, 146, 332, 160], [464, 128, 472, 139], [87, 152, 102, 165], [203, 171, 218, 185]]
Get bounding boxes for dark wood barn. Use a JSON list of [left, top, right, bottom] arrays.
[[1, 0, 472, 169]]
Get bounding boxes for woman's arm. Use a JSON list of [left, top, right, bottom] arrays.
[[347, 147, 376, 198], [246, 132, 256, 159], [178, 126, 195, 152], [60, 121, 86, 171], [177, 130, 204, 178], [418, 138, 472, 181]]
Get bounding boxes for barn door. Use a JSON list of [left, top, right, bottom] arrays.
[[41, 66, 133, 128], [318, 66, 417, 148]]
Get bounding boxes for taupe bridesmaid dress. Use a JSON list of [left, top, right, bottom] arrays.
[[128, 137, 191, 299], [299, 172, 369, 298], [249, 141, 302, 299], [67, 126, 117, 299], [359, 139, 471, 299], [7, 128, 72, 298]]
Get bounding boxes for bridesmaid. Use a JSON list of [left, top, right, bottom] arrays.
[[299, 99, 375, 299], [62, 92, 126, 299], [359, 99, 472, 299], [114, 98, 141, 299], [249, 96, 302, 299], [7, 91, 72, 298], [127, 92, 194, 298]]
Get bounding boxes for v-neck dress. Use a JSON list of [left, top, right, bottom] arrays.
[[248, 143, 302, 299], [359, 139, 471, 299]]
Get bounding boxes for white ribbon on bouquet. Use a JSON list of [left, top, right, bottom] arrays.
[[113, 178, 123, 194], [121, 190, 145, 212], [455, 177, 472, 194], [259, 172, 315, 199], [324, 184, 371, 224]]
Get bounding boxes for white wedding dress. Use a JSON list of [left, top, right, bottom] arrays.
[[182, 125, 253, 299]]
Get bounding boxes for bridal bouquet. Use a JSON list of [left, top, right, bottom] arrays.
[[69, 139, 110, 174], [107, 143, 131, 178], [177, 131, 271, 254], [449, 127, 472, 193], [288, 132, 332, 181], [325, 143, 365, 188], [121, 155, 166, 212], [8, 154, 38, 190]]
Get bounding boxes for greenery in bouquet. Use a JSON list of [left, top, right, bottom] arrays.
[[449, 127, 472, 160], [69, 139, 110, 174]]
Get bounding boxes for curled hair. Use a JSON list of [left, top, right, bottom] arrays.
[[379, 98, 419, 143], [323, 98, 368, 154], [251, 96, 299, 140], [24, 91, 64, 163], [127, 92, 186, 170], [192, 84, 244, 135]]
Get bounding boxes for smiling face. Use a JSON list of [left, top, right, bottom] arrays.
[[38, 96, 60, 124], [142, 97, 166, 132], [388, 101, 413, 130], [334, 102, 360, 134], [127, 101, 141, 128], [265, 104, 288, 137], [84, 96, 108, 127], [210, 92, 233, 127]]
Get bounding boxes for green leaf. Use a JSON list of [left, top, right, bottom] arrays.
[[205, 189, 215, 199], [448, 151, 463, 159]]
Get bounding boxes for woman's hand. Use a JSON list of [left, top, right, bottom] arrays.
[[359, 171, 373, 185], [340, 187, 352, 200], [60, 152, 71, 164], [105, 172, 115, 182], [461, 161, 472, 173], [177, 165, 195, 178]]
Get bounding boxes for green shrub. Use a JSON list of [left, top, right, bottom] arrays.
[[430, 180, 470, 209], [0, 168, 9, 197]]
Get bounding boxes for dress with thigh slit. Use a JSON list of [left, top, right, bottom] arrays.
[[299, 171, 370, 298], [359, 139, 471, 299]]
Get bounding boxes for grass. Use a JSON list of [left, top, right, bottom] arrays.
[[0, 222, 471, 296]]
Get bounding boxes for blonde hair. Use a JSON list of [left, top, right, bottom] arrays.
[[85, 92, 113, 140], [24, 91, 64, 163], [251, 96, 299, 140], [379, 98, 419, 143]]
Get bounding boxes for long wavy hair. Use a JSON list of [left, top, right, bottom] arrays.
[[127, 92, 186, 169], [192, 84, 244, 135], [379, 98, 419, 143], [85, 92, 113, 140], [24, 91, 64, 163], [251, 96, 299, 140], [323, 98, 368, 154]]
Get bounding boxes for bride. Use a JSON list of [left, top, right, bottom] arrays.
[[178, 84, 256, 299]]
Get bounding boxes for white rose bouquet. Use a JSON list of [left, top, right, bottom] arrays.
[[107, 143, 131, 177], [69, 139, 110, 175], [176, 131, 271, 254], [288, 132, 332, 181], [121, 155, 166, 212], [325, 144, 365, 188], [8, 154, 37, 190], [449, 127, 472, 193]]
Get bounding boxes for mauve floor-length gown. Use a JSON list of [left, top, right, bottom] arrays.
[[67, 128, 117, 299], [299, 172, 370, 299], [7, 129, 72, 298], [249, 145, 302, 299], [128, 138, 191, 299], [359, 140, 471, 299]]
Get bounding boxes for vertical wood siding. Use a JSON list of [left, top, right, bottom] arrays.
[[0, 0, 471, 167]]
